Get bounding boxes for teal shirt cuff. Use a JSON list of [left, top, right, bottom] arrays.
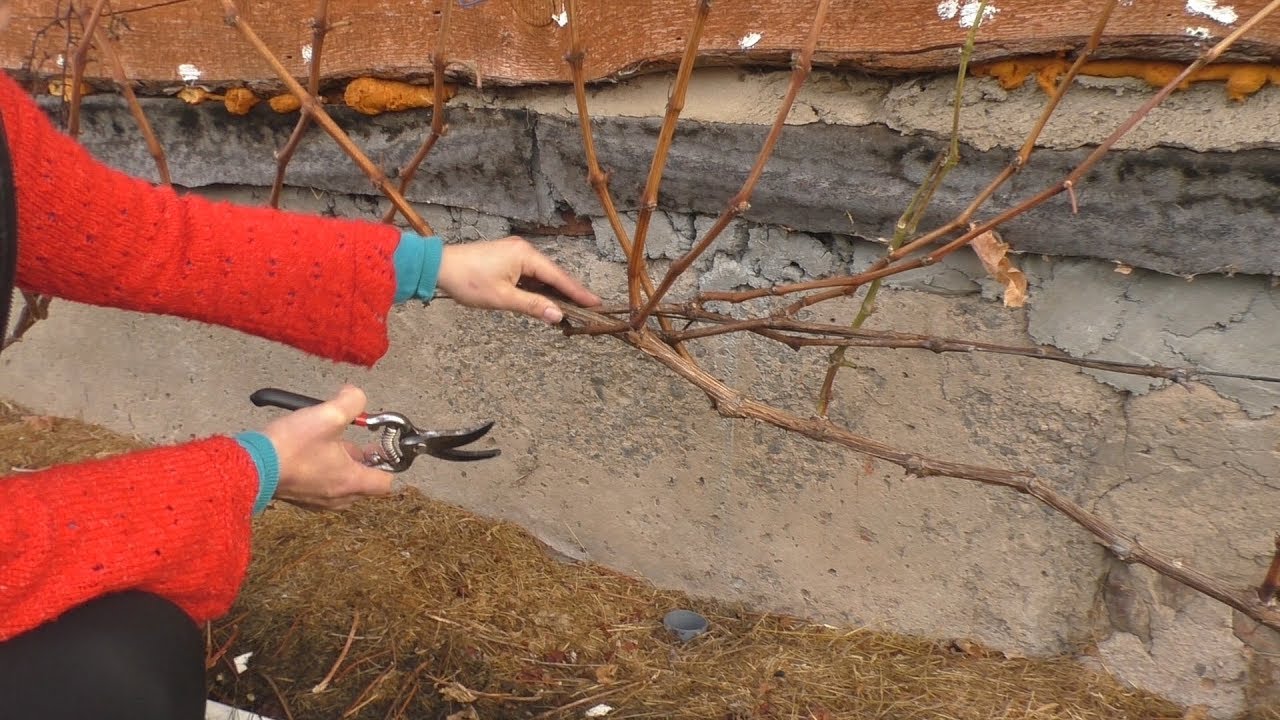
[[235, 431, 280, 516], [393, 231, 444, 303]]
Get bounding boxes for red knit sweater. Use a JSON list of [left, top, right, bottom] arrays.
[[0, 70, 404, 642]]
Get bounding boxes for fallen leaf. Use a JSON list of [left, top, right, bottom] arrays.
[[447, 708, 480, 720], [594, 664, 619, 684], [1114, 262, 1134, 275], [439, 681, 478, 703], [970, 230, 1028, 308], [948, 638, 992, 657]]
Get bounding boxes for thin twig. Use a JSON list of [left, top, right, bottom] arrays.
[[576, 302, 1280, 385], [93, 33, 171, 184], [269, 0, 330, 208], [627, 0, 709, 313], [817, 1, 987, 416], [562, 0, 693, 361], [381, 0, 452, 225], [313, 610, 360, 693], [876, 0, 1120, 270], [633, 0, 833, 328], [530, 681, 643, 720], [341, 665, 394, 717], [259, 672, 297, 720], [66, 0, 108, 138], [218, 0, 434, 235], [557, 304, 1280, 632], [774, 0, 1276, 315]]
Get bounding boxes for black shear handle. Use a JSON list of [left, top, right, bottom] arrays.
[[250, 388, 325, 412]]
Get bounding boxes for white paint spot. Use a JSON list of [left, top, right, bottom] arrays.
[[739, 32, 763, 49], [1185, 0, 1238, 24], [233, 652, 253, 674], [584, 705, 613, 718], [958, 1, 999, 28], [177, 63, 202, 83], [301, 43, 313, 64], [938, 0, 998, 27], [1185, 26, 1212, 38], [552, 10, 568, 26]]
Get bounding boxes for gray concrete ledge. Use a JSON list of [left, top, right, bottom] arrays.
[[47, 93, 1280, 278]]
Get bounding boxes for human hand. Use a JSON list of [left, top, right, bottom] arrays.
[[436, 236, 601, 324], [259, 385, 392, 511]]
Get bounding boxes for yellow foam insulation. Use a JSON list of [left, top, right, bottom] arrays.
[[972, 56, 1280, 101]]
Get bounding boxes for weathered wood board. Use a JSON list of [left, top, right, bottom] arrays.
[[2, 0, 1278, 90]]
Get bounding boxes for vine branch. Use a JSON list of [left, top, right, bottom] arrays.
[[268, 0, 330, 209], [633, 0, 833, 328], [817, 0, 991, 417], [380, 0, 453, 225], [563, 0, 693, 361], [218, 0, 434, 236], [627, 0, 709, 314], [555, 304, 1280, 632]]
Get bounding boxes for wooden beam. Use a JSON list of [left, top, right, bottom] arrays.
[[3, 0, 1278, 90]]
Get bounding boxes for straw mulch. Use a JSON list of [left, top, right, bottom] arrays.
[[1, 400, 1215, 720]]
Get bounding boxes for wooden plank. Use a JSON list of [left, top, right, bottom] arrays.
[[2, 0, 1278, 90]]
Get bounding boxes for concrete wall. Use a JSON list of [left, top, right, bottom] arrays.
[[2, 68, 1278, 717]]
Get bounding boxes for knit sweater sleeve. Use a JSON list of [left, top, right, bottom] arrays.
[[0, 71, 402, 367], [0, 437, 259, 642]]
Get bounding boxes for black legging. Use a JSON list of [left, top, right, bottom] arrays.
[[0, 591, 206, 719]]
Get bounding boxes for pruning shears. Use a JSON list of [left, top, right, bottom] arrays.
[[249, 388, 500, 472]]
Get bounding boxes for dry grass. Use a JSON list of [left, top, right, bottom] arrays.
[[0, 400, 1209, 720]]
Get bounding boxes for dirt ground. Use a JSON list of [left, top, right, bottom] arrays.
[[0, 399, 1241, 720]]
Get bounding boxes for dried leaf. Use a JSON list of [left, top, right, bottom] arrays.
[[594, 664, 619, 684], [447, 708, 480, 720], [948, 638, 991, 657], [970, 230, 1028, 308], [439, 681, 479, 703], [1183, 706, 1211, 720]]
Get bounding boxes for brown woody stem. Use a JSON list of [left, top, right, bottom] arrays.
[[67, 0, 108, 138], [817, 1, 988, 416], [269, 0, 330, 209], [563, 0, 693, 361], [874, 0, 1119, 268], [628, 0, 709, 315], [219, 0, 433, 236], [85, 12, 171, 186], [589, 303, 1276, 384], [557, 304, 1280, 632], [633, 0, 833, 327], [781, 0, 1276, 313], [1259, 535, 1280, 604], [381, 0, 453, 225]]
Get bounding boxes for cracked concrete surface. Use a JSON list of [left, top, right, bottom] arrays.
[[8, 67, 1280, 716], [1029, 262, 1280, 417]]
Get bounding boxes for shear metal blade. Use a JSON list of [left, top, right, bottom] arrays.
[[402, 420, 498, 461]]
